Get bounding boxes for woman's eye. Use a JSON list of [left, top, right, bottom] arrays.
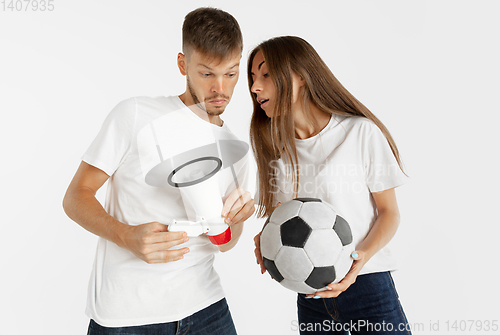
[[263, 73, 270, 78]]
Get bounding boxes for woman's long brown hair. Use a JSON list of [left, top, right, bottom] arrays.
[[248, 36, 405, 218]]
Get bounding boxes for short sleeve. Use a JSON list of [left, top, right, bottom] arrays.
[[363, 122, 408, 193], [82, 98, 136, 176], [222, 148, 255, 200]]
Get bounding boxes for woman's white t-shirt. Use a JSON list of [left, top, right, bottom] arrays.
[[273, 115, 408, 275]]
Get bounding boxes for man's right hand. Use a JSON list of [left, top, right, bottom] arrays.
[[121, 222, 190, 264], [63, 162, 190, 264]]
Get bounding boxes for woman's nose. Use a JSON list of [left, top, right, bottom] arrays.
[[251, 80, 261, 93]]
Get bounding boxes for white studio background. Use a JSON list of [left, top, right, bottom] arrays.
[[1, 1, 499, 334]]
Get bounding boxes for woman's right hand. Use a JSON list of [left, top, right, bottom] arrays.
[[254, 232, 266, 274], [254, 202, 281, 274]]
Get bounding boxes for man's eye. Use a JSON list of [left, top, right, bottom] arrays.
[[202, 73, 211, 77]]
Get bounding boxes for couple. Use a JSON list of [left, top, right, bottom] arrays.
[[63, 7, 410, 335]]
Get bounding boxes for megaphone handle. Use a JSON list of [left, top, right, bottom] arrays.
[[167, 219, 206, 236]]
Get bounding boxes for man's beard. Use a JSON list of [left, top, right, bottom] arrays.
[[187, 76, 228, 116]]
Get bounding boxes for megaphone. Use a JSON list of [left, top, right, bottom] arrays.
[[139, 106, 249, 245], [167, 156, 227, 244]]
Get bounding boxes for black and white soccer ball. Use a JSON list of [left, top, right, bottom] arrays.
[[260, 198, 355, 294]]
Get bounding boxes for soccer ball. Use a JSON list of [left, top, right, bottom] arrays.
[[260, 198, 355, 294]]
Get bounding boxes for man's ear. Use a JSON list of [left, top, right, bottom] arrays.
[[177, 52, 187, 76]]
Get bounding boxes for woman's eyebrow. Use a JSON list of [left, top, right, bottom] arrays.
[[250, 60, 265, 75]]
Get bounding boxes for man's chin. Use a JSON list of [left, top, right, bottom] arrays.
[[206, 105, 227, 116], [206, 110, 224, 117]]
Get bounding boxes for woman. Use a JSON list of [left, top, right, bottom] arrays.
[[250, 36, 411, 334]]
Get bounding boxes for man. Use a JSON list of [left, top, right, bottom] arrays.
[[63, 7, 254, 334]]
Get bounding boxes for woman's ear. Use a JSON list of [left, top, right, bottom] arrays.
[[291, 72, 306, 104], [296, 73, 306, 89]]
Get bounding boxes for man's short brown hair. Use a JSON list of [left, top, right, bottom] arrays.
[[182, 7, 243, 60]]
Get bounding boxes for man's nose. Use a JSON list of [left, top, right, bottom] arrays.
[[212, 77, 224, 93]]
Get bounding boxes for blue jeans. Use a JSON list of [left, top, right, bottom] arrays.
[[297, 272, 411, 334], [87, 298, 237, 335]]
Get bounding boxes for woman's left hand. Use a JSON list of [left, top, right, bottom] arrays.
[[305, 250, 367, 299]]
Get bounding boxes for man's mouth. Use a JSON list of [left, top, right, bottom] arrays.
[[208, 97, 228, 106]]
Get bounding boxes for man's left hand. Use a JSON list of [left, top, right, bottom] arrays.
[[221, 187, 255, 226]]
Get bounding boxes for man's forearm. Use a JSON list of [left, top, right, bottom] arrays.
[[63, 187, 128, 248], [218, 222, 244, 252]]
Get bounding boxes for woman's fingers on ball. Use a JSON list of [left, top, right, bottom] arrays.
[[351, 250, 364, 260], [309, 286, 343, 299], [253, 240, 267, 273], [254, 233, 260, 246], [254, 247, 261, 259]]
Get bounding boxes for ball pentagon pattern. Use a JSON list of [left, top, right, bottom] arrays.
[[260, 198, 355, 294]]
